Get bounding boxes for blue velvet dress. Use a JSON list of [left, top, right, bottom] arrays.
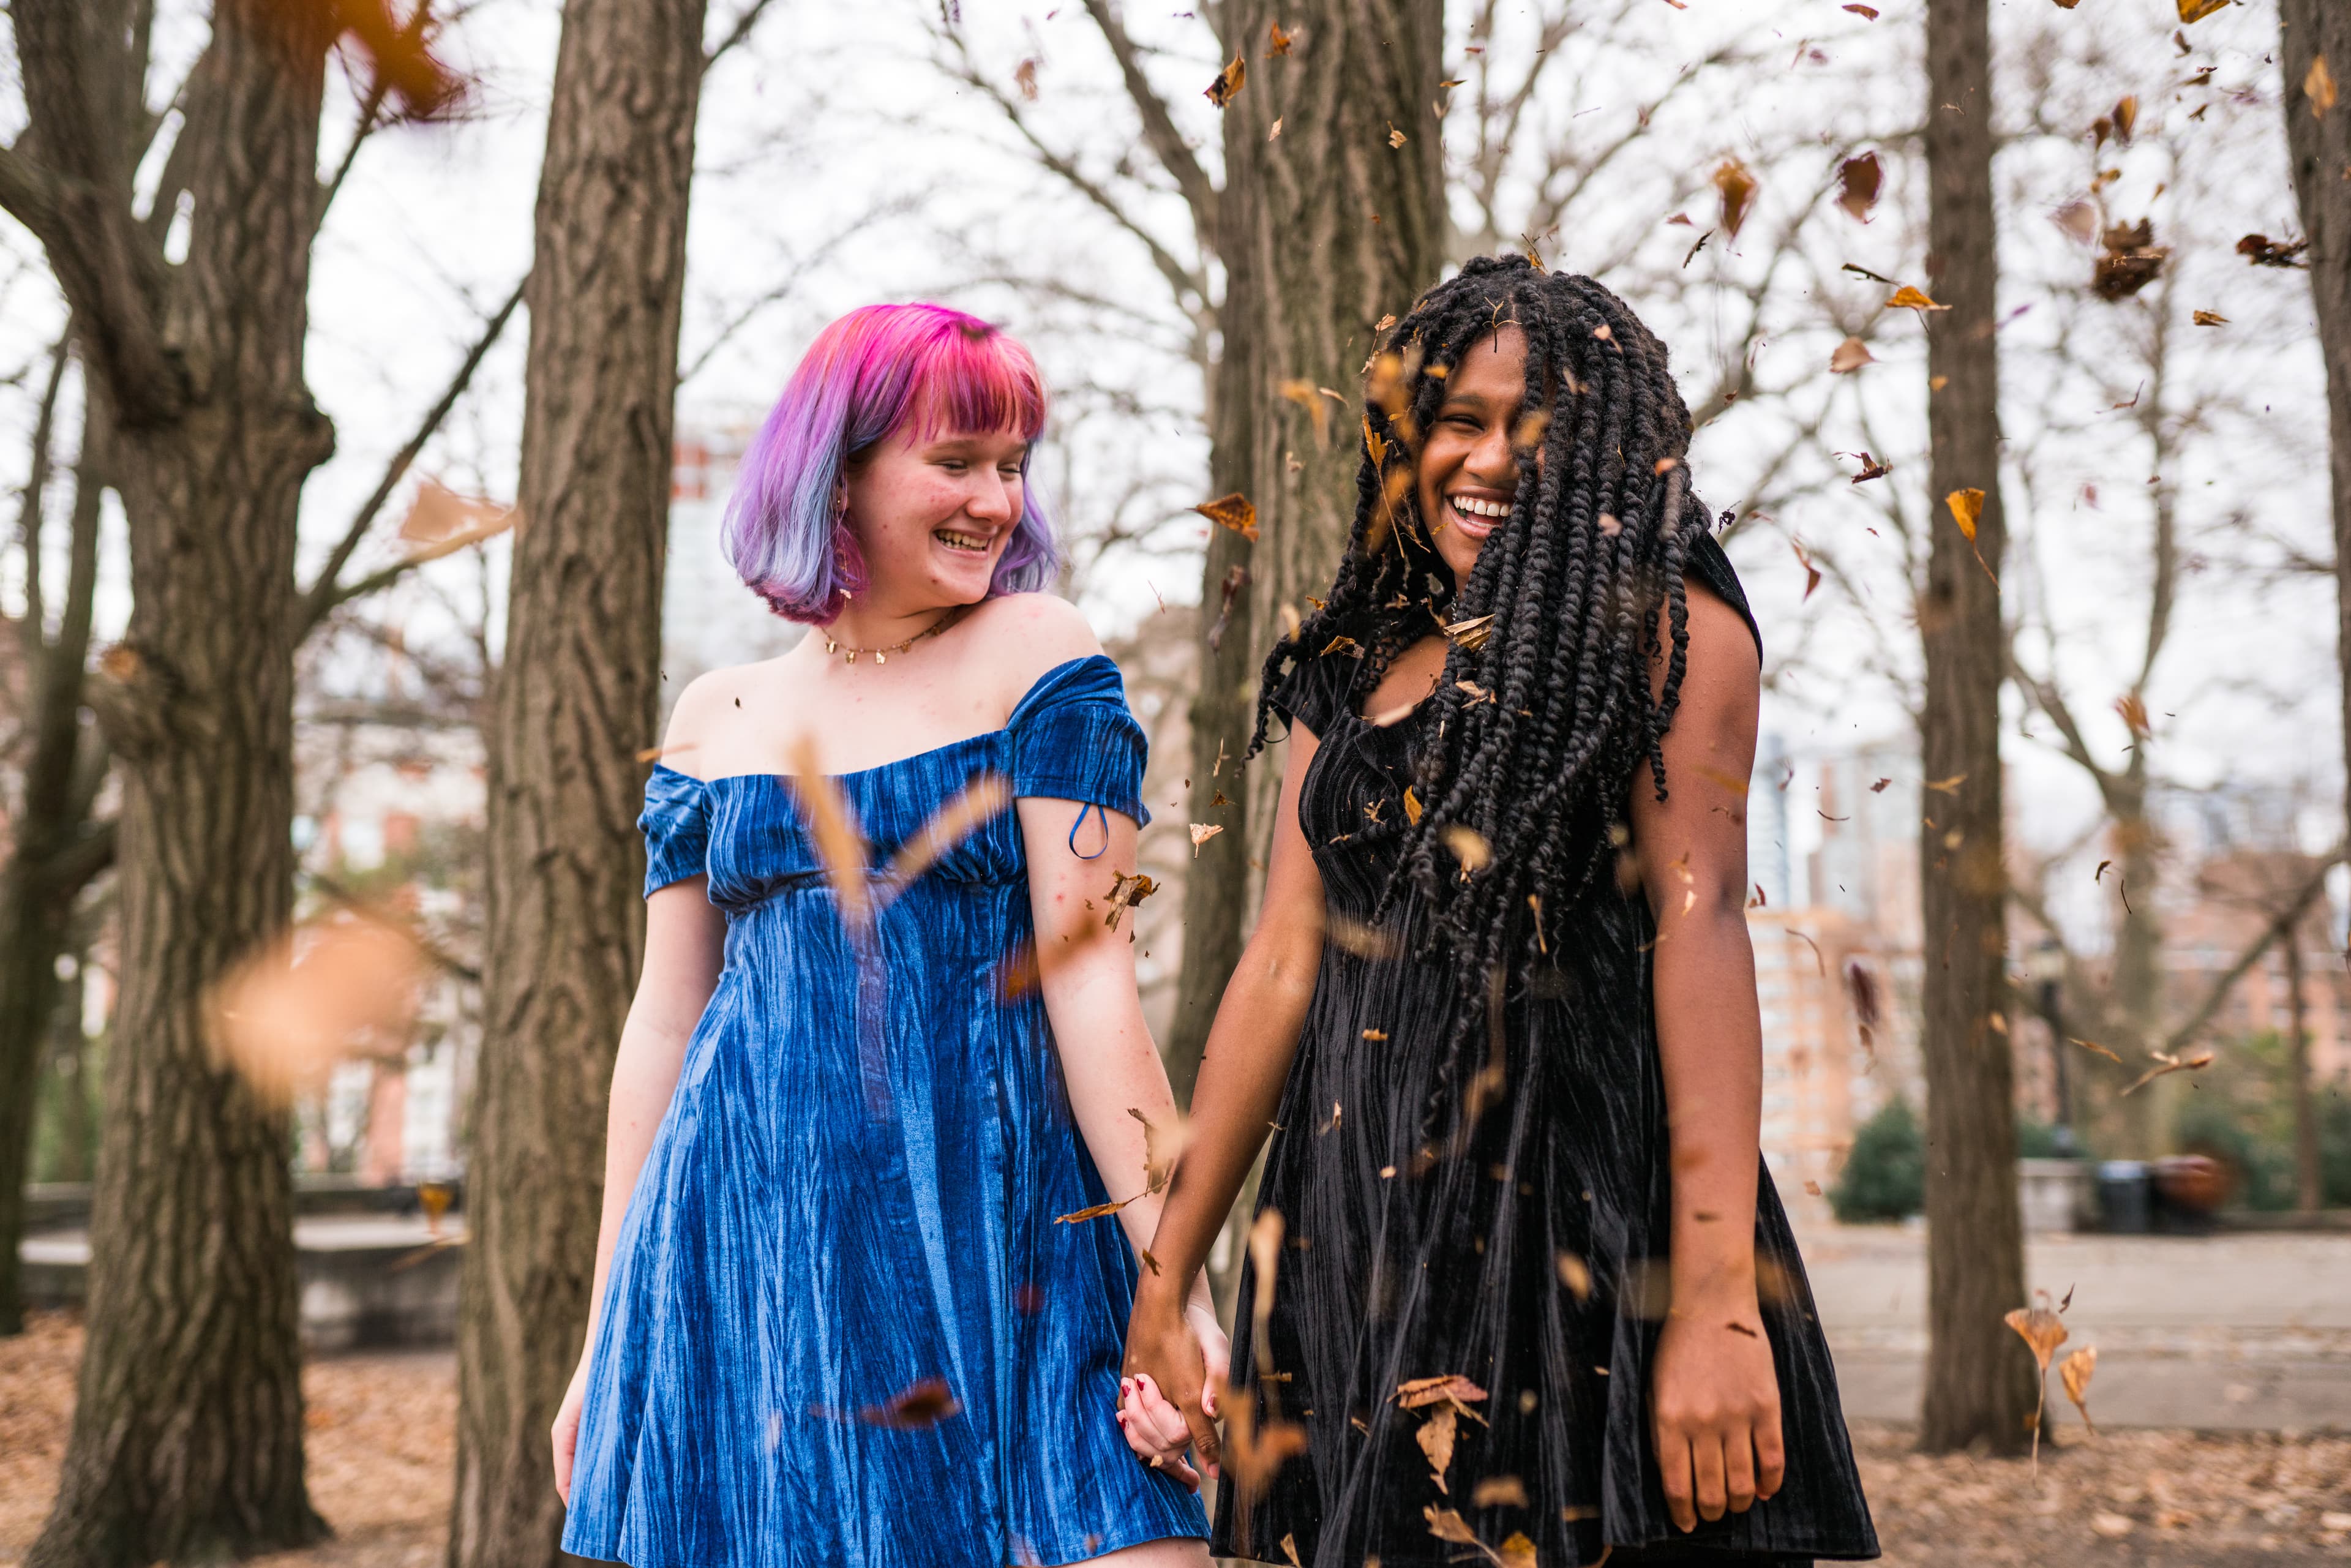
[[562, 655, 1210, 1567]]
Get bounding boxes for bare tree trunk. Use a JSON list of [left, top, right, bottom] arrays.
[[1164, 0, 1446, 1098], [449, 2, 706, 1562], [1916, 0, 2034, 1458], [4, 0, 341, 1556], [2282, 9, 2351, 1093]]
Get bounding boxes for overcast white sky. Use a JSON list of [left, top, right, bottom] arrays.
[[1, 0, 2338, 953]]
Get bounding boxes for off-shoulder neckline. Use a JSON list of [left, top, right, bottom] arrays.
[[647, 653, 1119, 788]]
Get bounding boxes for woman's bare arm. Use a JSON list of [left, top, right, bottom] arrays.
[[1120, 724, 1329, 1471], [1629, 585, 1780, 1532]]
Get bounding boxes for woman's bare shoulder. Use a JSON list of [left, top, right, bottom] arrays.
[[654, 656, 795, 780], [962, 592, 1104, 696]]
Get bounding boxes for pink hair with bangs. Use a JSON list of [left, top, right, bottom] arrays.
[[722, 303, 1060, 624]]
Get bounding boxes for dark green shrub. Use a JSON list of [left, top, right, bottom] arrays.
[[1831, 1097, 1924, 1223]]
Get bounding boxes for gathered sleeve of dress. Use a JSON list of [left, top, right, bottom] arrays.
[[1264, 647, 1356, 741], [639, 765, 712, 896], [1005, 654, 1152, 827]]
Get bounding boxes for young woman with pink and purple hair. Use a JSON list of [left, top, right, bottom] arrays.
[[550, 302, 1217, 1567]]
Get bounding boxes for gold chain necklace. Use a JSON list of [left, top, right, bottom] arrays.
[[821, 604, 968, 666]]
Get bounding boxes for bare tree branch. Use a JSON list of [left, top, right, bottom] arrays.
[[1079, 0, 1220, 242], [2158, 843, 2346, 1057], [932, 22, 1209, 319], [10, 334, 71, 669], [298, 274, 526, 634], [703, 0, 778, 73]]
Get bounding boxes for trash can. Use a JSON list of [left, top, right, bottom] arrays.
[[2096, 1160, 2151, 1234]]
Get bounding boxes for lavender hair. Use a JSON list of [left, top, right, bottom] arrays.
[[722, 302, 1061, 624]]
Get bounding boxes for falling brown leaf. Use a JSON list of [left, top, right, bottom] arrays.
[[1013, 56, 1040, 102], [1269, 117, 1283, 141], [994, 940, 1039, 1002], [1194, 492, 1259, 541], [1474, 1476, 1530, 1508], [1804, 1179, 1824, 1196], [399, 477, 511, 544], [1397, 1374, 1491, 1411], [861, 1378, 962, 1428], [1830, 336, 1875, 373], [1946, 488, 1984, 542], [2240, 233, 2311, 268], [2006, 1299, 2069, 1372], [1442, 825, 1492, 873], [786, 738, 872, 929], [2060, 1346, 2099, 1431], [1791, 540, 1822, 601], [1711, 156, 1758, 238], [1189, 822, 1224, 857], [1510, 409, 1551, 451], [1387, 122, 1408, 149], [2122, 1046, 2214, 1096], [1557, 1251, 1592, 1300], [1441, 613, 1496, 651], [1888, 285, 1950, 313], [258, 0, 468, 122], [1837, 151, 1883, 222], [2071, 1036, 2124, 1064], [1321, 634, 1363, 658], [1103, 869, 1158, 932], [1417, 1401, 1459, 1492], [1847, 451, 1891, 484], [1223, 1395, 1310, 1498], [2095, 219, 2169, 301], [1924, 773, 1967, 793], [1844, 2, 1880, 15], [1425, 1506, 1482, 1545], [887, 771, 1012, 887], [1267, 21, 1297, 55], [2192, 309, 2229, 326], [1205, 54, 1247, 107], [211, 912, 427, 1106], [1280, 378, 1332, 444], [1327, 914, 1401, 958], [2305, 53, 2337, 117], [1400, 786, 1425, 825], [1499, 1535, 1539, 1568], [2115, 692, 2151, 738], [2177, 0, 2228, 20], [2112, 94, 2140, 143], [2052, 199, 2101, 246]]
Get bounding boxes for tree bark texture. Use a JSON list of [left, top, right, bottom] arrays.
[[450, 3, 705, 1564], [13, 0, 340, 1558], [2281, 2, 2351, 1027], [0, 403, 111, 1337], [1164, 0, 1445, 1096], [1916, 0, 2035, 1457]]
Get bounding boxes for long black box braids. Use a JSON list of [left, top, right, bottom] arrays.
[[1248, 253, 1714, 985]]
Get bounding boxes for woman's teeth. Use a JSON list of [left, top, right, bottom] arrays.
[[1449, 495, 1509, 521], [934, 528, 991, 552]]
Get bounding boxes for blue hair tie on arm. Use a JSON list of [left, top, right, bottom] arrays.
[[1068, 801, 1109, 860]]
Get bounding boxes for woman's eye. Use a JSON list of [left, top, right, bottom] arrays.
[[938, 459, 969, 471]]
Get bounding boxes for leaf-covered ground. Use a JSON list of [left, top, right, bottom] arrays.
[[2, 1313, 2346, 1566]]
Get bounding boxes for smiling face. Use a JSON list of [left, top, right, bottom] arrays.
[[839, 426, 1030, 612], [1413, 324, 1531, 587]]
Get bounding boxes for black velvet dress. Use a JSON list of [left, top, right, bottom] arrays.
[[1212, 538, 1878, 1567]]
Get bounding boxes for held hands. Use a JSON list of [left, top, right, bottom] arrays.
[[1117, 1289, 1229, 1493], [1649, 1292, 1786, 1532]]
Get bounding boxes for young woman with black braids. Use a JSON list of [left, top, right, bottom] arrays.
[[1113, 257, 1877, 1567]]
